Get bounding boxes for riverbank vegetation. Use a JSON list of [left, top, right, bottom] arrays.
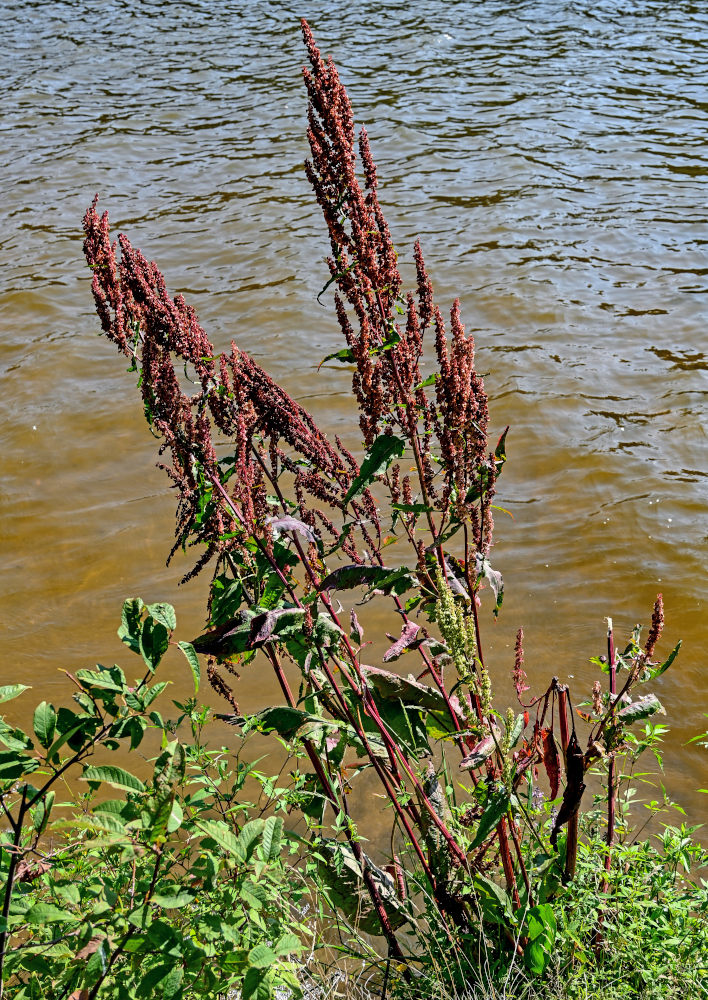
[[2, 19, 707, 1000]]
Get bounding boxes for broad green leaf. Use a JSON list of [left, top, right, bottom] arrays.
[[523, 905, 556, 976], [235, 705, 318, 741], [146, 602, 176, 632], [75, 667, 124, 693], [0, 684, 30, 704], [25, 903, 74, 924], [33, 701, 57, 749], [143, 681, 169, 708], [162, 964, 184, 1000], [472, 873, 513, 925], [524, 939, 549, 976], [0, 751, 38, 781], [191, 609, 256, 657], [525, 903, 557, 943], [470, 785, 511, 849], [82, 764, 145, 793], [196, 819, 244, 859], [119, 597, 144, 653], [617, 694, 665, 724], [178, 641, 200, 692], [139, 616, 169, 673], [235, 819, 266, 863], [318, 564, 416, 596], [391, 501, 433, 514], [243, 967, 270, 1000], [209, 574, 245, 627], [261, 816, 283, 861], [344, 434, 406, 505], [31, 790, 54, 835], [241, 880, 268, 910], [248, 943, 277, 969], [152, 888, 195, 909], [0, 720, 33, 752], [155, 740, 187, 789], [274, 932, 304, 957]]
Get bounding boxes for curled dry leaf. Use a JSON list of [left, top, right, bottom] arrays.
[[383, 621, 421, 662], [541, 727, 561, 800]]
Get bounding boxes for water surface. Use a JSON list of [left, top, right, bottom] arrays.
[[1, 1, 706, 821]]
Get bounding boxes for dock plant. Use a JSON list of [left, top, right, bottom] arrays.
[[32, 15, 706, 997]]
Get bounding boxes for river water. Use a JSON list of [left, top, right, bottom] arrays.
[[2, 1, 707, 823]]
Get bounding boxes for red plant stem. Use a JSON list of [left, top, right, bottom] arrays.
[[507, 811, 532, 906], [211, 446, 468, 898], [497, 816, 521, 908], [604, 620, 617, 884], [262, 644, 407, 960]]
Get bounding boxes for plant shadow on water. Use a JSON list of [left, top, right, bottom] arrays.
[[2, 17, 708, 1000]]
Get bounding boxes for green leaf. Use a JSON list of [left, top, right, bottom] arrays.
[[470, 784, 511, 849], [0, 751, 38, 780], [118, 597, 144, 653], [177, 641, 200, 692], [523, 904, 556, 976], [617, 694, 665, 724], [161, 964, 183, 999], [261, 815, 283, 861], [82, 764, 146, 793], [248, 943, 277, 969], [318, 346, 356, 366], [243, 967, 270, 1000], [146, 602, 176, 632], [33, 702, 57, 749], [274, 932, 304, 957], [139, 616, 170, 673], [31, 790, 54, 835], [237, 706, 313, 740], [391, 502, 433, 514], [0, 684, 31, 704], [236, 819, 266, 863], [25, 903, 74, 924], [0, 720, 33, 752], [413, 373, 439, 390], [75, 666, 124, 693], [151, 888, 195, 909], [344, 434, 406, 505], [196, 819, 263, 864], [649, 639, 681, 679], [524, 939, 549, 976], [472, 874, 514, 925], [209, 574, 245, 627]]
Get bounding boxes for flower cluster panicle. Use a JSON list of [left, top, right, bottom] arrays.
[[433, 569, 477, 687], [644, 593, 664, 661], [432, 302, 491, 519], [513, 627, 530, 700], [302, 19, 493, 545], [82, 198, 378, 579]]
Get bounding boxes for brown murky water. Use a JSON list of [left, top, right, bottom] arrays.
[[1, 1, 706, 823]]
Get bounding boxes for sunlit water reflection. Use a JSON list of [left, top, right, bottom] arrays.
[[1, 1, 706, 826]]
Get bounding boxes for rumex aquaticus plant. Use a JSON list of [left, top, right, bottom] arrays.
[[80, 19, 689, 985]]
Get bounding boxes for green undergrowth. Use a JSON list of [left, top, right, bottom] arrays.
[[1, 600, 707, 999]]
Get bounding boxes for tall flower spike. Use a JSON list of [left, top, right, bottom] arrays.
[[644, 593, 664, 660]]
